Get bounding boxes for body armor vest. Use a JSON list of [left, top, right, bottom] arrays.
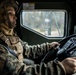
[[0, 24, 23, 63]]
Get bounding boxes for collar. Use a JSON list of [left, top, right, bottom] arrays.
[[0, 23, 14, 36]]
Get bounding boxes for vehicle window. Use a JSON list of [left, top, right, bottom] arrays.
[[20, 3, 66, 38]]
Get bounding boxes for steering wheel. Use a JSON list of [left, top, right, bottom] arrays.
[[41, 34, 76, 63]]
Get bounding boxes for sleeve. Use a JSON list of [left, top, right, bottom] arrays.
[[20, 39, 52, 59], [23, 61, 66, 75]]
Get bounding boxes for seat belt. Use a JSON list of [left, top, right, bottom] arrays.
[[0, 38, 17, 58]]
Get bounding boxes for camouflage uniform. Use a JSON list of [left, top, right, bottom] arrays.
[[0, 23, 66, 75]]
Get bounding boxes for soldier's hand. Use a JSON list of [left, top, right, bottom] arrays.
[[49, 42, 60, 49], [61, 57, 76, 74]]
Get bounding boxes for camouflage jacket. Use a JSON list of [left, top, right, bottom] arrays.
[[0, 44, 66, 75], [0, 24, 66, 75]]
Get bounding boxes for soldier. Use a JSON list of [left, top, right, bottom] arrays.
[[0, 0, 76, 75]]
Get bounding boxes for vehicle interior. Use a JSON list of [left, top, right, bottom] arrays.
[[15, 0, 76, 45], [15, 0, 76, 62], [0, 0, 76, 75]]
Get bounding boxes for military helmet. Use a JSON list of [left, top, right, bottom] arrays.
[[0, 0, 18, 23]]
